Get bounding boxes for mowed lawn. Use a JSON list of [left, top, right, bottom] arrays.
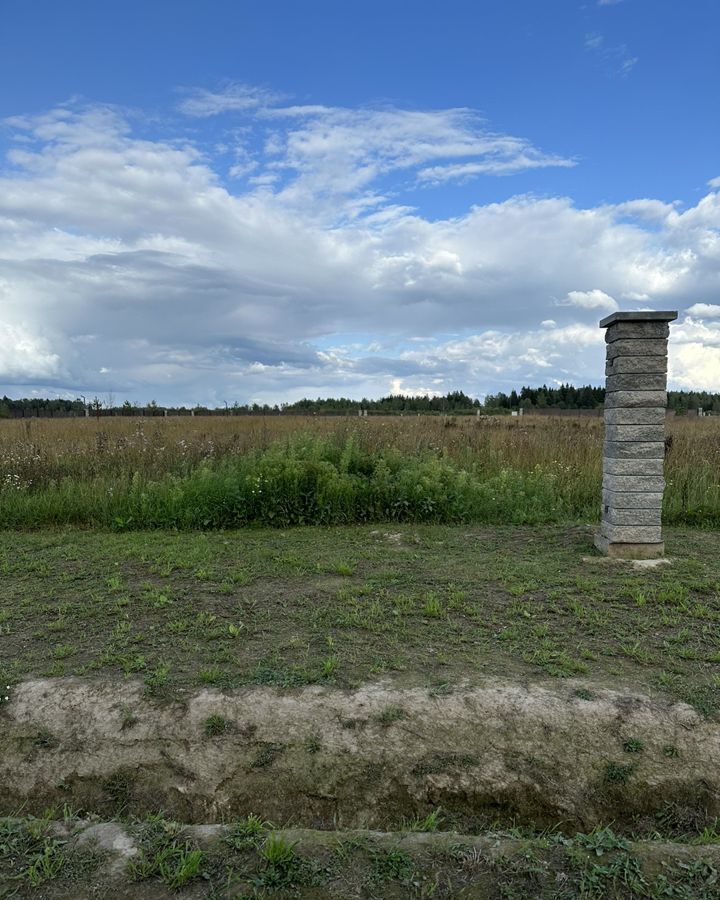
[[1, 525, 719, 718]]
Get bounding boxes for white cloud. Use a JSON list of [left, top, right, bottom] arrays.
[[0, 322, 63, 381], [257, 106, 577, 215], [396, 323, 605, 391], [686, 303, 720, 319], [1, 97, 719, 402], [666, 319, 720, 391], [178, 91, 577, 214], [178, 83, 282, 117], [418, 152, 575, 183], [670, 344, 720, 391], [612, 199, 676, 222], [558, 290, 619, 312]]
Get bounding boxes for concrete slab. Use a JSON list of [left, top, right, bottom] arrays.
[[602, 490, 663, 509], [603, 408, 667, 425], [602, 474, 665, 493], [599, 310, 677, 327], [604, 440, 665, 459], [605, 374, 667, 392], [593, 534, 665, 559], [606, 356, 667, 375], [603, 457, 664, 476], [599, 522, 663, 543], [604, 507, 663, 526], [606, 340, 668, 360], [604, 390, 667, 409], [604, 424, 666, 443], [582, 555, 672, 569], [604, 322, 670, 341]]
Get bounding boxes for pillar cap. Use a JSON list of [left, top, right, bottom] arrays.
[[599, 310, 678, 328]]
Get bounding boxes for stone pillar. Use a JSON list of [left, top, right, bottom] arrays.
[[595, 310, 677, 559]]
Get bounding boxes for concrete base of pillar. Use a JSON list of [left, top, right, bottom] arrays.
[[594, 533, 664, 559]]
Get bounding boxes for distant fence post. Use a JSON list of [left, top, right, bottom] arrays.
[[595, 310, 677, 559]]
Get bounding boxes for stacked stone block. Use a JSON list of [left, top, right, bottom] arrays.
[[595, 311, 677, 559]]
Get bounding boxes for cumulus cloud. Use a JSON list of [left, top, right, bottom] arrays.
[[670, 344, 720, 392], [666, 318, 720, 391], [0, 322, 63, 381], [558, 290, 619, 312], [0, 96, 719, 403], [686, 303, 720, 319], [612, 199, 676, 222]]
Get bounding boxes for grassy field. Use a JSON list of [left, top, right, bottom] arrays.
[[2, 524, 718, 718], [2, 415, 719, 897], [1, 414, 719, 527]]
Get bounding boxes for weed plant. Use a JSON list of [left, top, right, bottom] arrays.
[[224, 814, 271, 850], [254, 833, 320, 890], [129, 813, 205, 890], [403, 807, 444, 832]]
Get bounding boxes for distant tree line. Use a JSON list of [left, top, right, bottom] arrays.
[[0, 396, 86, 417], [667, 390, 720, 413], [484, 384, 605, 411], [485, 384, 720, 413], [0, 391, 482, 418], [283, 390, 481, 414], [1, 385, 719, 418]]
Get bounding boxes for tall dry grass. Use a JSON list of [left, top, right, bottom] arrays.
[[0, 414, 717, 528]]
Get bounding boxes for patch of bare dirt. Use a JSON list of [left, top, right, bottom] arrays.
[[1, 676, 718, 829]]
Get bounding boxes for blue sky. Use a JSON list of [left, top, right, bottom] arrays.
[[1, 0, 719, 405]]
